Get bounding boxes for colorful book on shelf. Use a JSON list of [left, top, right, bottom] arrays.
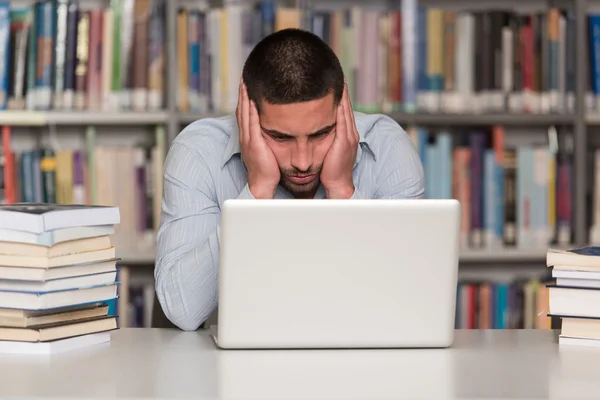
[[0, 0, 165, 112], [173, 3, 577, 115], [409, 125, 573, 252]]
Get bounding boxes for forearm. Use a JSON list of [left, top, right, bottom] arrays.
[[155, 184, 255, 331], [155, 229, 220, 331]]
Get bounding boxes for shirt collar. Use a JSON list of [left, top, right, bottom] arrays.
[[220, 113, 376, 169]]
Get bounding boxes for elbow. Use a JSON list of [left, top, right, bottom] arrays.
[[154, 259, 217, 332], [173, 317, 205, 332]]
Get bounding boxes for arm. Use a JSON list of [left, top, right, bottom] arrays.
[[154, 142, 253, 331]]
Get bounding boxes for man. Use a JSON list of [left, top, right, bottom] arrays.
[[155, 28, 424, 331]]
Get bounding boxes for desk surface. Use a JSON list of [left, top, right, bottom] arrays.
[[0, 328, 595, 399]]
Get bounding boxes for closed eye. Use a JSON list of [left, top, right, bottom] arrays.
[[310, 130, 330, 139], [309, 124, 336, 139], [268, 133, 291, 142]]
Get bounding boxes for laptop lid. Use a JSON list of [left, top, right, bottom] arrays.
[[216, 199, 460, 349]]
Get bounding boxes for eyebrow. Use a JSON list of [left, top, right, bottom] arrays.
[[261, 123, 337, 139]]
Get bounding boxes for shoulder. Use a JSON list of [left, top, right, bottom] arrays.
[[166, 114, 236, 169], [354, 111, 421, 166]]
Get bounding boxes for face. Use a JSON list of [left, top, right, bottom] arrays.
[[258, 93, 337, 198]]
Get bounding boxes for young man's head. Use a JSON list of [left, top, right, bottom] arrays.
[[242, 28, 344, 198]]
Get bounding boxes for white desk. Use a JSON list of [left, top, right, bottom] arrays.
[[0, 328, 595, 399]]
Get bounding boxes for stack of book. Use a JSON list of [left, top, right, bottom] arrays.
[[0, 203, 120, 354], [547, 247, 600, 347]]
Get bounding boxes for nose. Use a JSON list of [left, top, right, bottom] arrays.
[[291, 139, 313, 172]]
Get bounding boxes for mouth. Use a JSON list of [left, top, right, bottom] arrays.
[[287, 174, 317, 184]]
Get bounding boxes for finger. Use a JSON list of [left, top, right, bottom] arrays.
[[236, 80, 242, 124], [342, 85, 354, 143], [343, 83, 359, 143], [336, 100, 347, 141], [249, 98, 261, 141], [241, 81, 250, 144]]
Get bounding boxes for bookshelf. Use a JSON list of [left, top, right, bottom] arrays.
[[0, 0, 596, 328]]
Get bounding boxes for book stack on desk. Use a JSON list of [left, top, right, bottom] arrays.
[[0, 203, 121, 354], [546, 247, 600, 347]]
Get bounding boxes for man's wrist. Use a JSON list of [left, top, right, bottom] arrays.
[[325, 184, 355, 199], [248, 183, 276, 199]]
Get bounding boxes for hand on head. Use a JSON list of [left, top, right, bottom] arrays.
[[236, 78, 358, 200], [320, 82, 359, 199], [236, 79, 280, 199]]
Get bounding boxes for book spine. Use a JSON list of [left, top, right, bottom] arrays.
[[402, 0, 416, 112], [8, 9, 30, 110], [53, 0, 68, 109], [62, 0, 77, 110], [0, 2, 10, 110], [132, 0, 150, 111], [120, 0, 134, 109], [25, 3, 37, 110], [40, 148, 56, 204], [177, 8, 189, 112], [36, 1, 54, 110], [74, 10, 89, 110], [188, 10, 199, 111], [110, 0, 121, 108], [147, 0, 164, 110], [101, 8, 114, 111], [86, 9, 102, 110]]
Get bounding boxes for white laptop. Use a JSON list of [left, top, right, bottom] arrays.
[[211, 198, 460, 349]]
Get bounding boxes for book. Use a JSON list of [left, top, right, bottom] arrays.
[[0, 303, 109, 328], [0, 258, 118, 281], [0, 225, 115, 246], [0, 270, 117, 293], [0, 246, 116, 268], [0, 330, 111, 354], [0, 235, 111, 256], [0, 283, 118, 310], [547, 246, 600, 268], [0, 203, 120, 233], [0, 316, 117, 342]]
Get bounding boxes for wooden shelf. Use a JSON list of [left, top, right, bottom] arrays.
[[116, 248, 156, 265], [178, 111, 575, 127], [460, 248, 553, 263], [388, 112, 576, 126], [112, 247, 560, 266], [0, 111, 168, 126]]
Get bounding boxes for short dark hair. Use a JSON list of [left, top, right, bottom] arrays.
[[242, 28, 344, 112]]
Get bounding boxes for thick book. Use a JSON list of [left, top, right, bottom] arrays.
[[0, 302, 109, 327], [0, 225, 114, 246], [0, 258, 118, 281], [0, 246, 115, 268], [0, 235, 111, 257], [0, 315, 117, 342], [0, 282, 118, 310], [0, 330, 111, 354], [549, 314, 600, 341], [547, 246, 600, 268], [0, 270, 117, 293], [0, 203, 120, 233]]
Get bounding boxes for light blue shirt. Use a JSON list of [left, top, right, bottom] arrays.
[[155, 111, 425, 330]]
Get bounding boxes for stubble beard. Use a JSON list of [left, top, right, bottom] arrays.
[[279, 165, 322, 199]]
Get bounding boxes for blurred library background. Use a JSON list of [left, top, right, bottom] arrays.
[[0, 0, 595, 330]]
